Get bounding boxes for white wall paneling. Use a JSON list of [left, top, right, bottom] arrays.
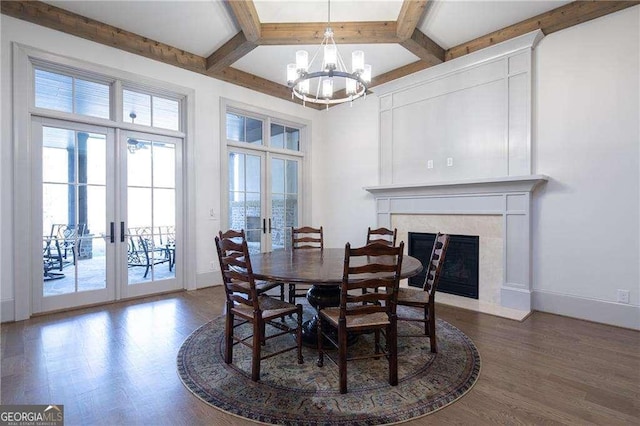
[[376, 30, 543, 186]]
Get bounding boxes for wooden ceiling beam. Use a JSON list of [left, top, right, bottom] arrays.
[[1, 0, 206, 74], [259, 21, 399, 45], [225, 0, 261, 42], [370, 60, 431, 88], [400, 29, 444, 66], [210, 66, 323, 110], [445, 0, 640, 61], [396, 0, 429, 40], [206, 32, 257, 73]]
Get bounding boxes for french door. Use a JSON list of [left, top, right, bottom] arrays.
[[228, 148, 301, 252], [33, 118, 181, 313]]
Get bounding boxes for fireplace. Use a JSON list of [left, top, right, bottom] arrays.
[[408, 232, 479, 299]]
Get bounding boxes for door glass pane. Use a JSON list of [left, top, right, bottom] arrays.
[[286, 127, 300, 151], [271, 158, 299, 251], [246, 117, 262, 145], [74, 79, 110, 119], [127, 139, 176, 285], [228, 152, 262, 252], [152, 96, 180, 131], [226, 113, 245, 142], [42, 127, 107, 297]]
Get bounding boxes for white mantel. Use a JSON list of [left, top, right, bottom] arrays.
[[365, 175, 548, 319]]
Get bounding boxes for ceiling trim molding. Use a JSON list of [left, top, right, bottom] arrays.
[[396, 0, 429, 40], [445, 0, 640, 61]]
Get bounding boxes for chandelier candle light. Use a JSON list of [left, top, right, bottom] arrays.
[[286, 0, 371, 108]]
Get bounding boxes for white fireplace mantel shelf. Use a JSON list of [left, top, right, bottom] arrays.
[[364, 175, 548, 197]]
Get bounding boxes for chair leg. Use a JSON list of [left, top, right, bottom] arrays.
[[429, 309, 437, 353], [374, 329, 381, 358], [296, 305, 304, 364], [289, 283, 296, 304], [252, 318, 262, 381], [424, 305, 429, 335], [224, 308, 234, 364], [338, 319, 347, 394], [316, 314, 324, 367], [388, 320, 398, 386], [280, 282, 285, 301]]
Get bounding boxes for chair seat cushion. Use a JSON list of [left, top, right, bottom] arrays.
[[397, 287, 429, 304], [320, 307, 390, 329], [233, 280, 281, 294], [232, 295, 298, 320]]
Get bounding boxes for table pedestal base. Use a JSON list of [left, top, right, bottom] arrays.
[[300, 285, 358, 347]]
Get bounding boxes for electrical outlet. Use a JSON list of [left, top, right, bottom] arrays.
[[210, 261, 216, 271], [617, 289, 630, 304], [446, 157, 453, 167], [427, 160, 433, 169]]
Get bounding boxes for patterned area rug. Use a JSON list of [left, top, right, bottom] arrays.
[[177, 308, 480, 425]]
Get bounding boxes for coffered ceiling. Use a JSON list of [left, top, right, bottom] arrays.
[[2, 1, 638, 110]]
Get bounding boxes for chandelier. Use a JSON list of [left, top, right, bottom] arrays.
[[286, 0, 371, 107]]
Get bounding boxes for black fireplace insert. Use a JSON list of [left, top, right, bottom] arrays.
[[408, 232, 479, 299]]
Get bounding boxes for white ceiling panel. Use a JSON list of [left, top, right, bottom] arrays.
[[46, 0, 239, 56], [419, 0, 572, 49], [254, 0, 405, 23]]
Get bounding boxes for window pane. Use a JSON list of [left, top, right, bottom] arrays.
[[286, 127, 300, 151], [123, 90, 151, 126], [246, 155, 261, 193], [35, 69, 73, 113], [246, 117, 263, 145], [152, 96, 180, 131], [226, 113, 245, 141], [270, 124, 284, 149], [74, 78, 110, 119], [127, 188, 152, 228]]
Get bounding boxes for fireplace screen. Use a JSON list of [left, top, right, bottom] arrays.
[[408, 232, 479, 299]]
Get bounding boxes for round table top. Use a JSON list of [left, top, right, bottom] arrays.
[[249, 247, 423, 285]]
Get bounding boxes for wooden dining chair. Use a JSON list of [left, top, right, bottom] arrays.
[[289, 226, 323, 304], [317, 241, 404, 394], [397, 233, 450, 353], [366, 227, 397, 247], [215, 231, 303, 382], [217, 229, 285, 301]]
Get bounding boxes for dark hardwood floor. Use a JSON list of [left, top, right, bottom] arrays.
[[1, 286, 639, 425]]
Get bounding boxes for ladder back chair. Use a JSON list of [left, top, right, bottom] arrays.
[[317, 241, 404, 394], [215, 230, 303, 382], [366, 227, 397, 247], [289, 226, 324, 304], [218, 229, 285, 300], [397, 233, 450, 353]]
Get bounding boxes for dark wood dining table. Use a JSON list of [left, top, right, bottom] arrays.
[[249, 247, 423, 346]]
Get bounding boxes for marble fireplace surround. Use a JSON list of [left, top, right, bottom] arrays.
[[365, 175, 547, 321]]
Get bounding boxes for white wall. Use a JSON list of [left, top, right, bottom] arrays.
[[0, 15, 322, 320], [317, 6, 639, 328], [532, 6, 639, 326]]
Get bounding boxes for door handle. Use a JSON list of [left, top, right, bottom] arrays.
[[120, 222, 125, 242], [262, 218, 266, 234], [268, 218, 272, 233], [109, 222, 115, 243]]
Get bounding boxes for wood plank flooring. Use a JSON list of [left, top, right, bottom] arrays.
[[1, 286, 639, 425]]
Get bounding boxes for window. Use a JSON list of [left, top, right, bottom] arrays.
[[270, 123, 300, 151], [35, 69, 110, 119], [123, 89, 180, 131], [226, 112, 263, 145]]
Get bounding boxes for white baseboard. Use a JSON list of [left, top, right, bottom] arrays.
[[196, 271, 222, 289], [533, 290, 640, 330], [501, 286, 532, 312], [1, 299, 15, 323]]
